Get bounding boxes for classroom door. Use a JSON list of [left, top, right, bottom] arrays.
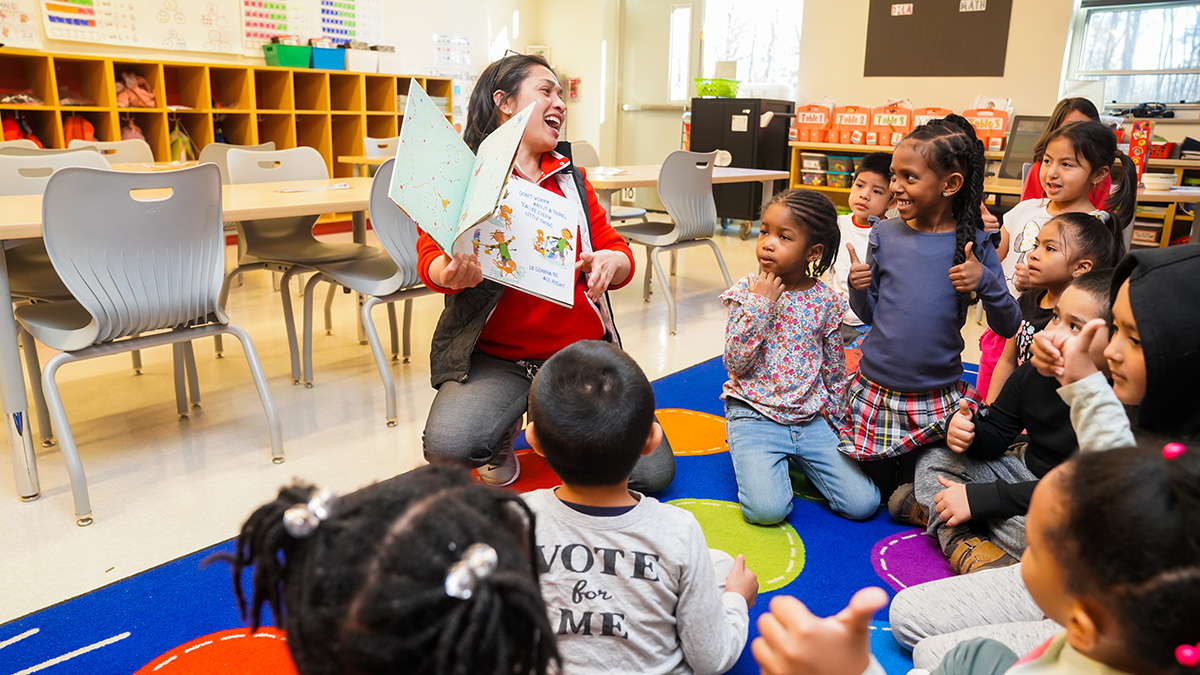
[[616, 0, 703, 172]]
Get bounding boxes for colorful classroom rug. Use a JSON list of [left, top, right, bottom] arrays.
[[0, 355, 975, 674]]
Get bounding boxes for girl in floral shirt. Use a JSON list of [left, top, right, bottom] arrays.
[[722, 189, 880, 525]]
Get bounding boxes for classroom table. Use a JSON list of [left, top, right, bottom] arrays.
[[0, 176, 373, 501], [110, 160, 200, 172]]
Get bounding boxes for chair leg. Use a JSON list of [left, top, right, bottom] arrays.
[[670, 250, 678, 277], [40, 353, 92, 525], [401, 298, 413, 363], [215, 265, 244, 357], [649, 246, 677, 335], [131, 349, 142, 375], [323, 282, 336, 335], [183, 341, 201, 407], [702, 238, 734, 288], [302, 273, 323, 387], [642, 246, 653, 302], [220, 325, 285, 463], [387, 302, 400, 361], [279, 267, 304, 384], [361, 297, 398, 426], [273, 271, 281, 292], [235, 235, 246, 287], [19, 328, 53, 447], [172, 343, 189, 419]]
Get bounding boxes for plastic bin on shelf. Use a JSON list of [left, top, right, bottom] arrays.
[[801, 152, 828, 171], [801, 170, 827, 187], [827, 155, 854, 173], [827, 171, 853, 188], [311, 47, 345, 70], [344, 49, 379, 73], [694, 78, 739, 98], [263, 44, 312, 68]]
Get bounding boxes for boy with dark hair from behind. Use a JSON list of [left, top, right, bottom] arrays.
[[524, 340, 758, 675], [823, 151, 892, 347]]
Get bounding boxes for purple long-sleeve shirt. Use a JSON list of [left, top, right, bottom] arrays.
[[849, 218, 1020, 392]]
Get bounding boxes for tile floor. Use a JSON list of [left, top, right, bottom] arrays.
[[0, 224, 986, 624]]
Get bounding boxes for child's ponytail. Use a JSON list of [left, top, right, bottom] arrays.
[[1045, 121, 1133, 258], [1103, 148, 1137, 257]]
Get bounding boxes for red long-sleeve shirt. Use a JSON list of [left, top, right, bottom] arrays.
[[416, 153, 635, 362]]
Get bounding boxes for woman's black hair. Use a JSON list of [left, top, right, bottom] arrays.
[[1048, 211, 1122, 271], [1053, 441, 1200, 675], [212, 465, 558, 675], [901, 113, 986, 320], [1042, 120, 1135, 251], [1032, 97, 1101, 164], [767, 188, 840, 277], [463, 54, 554, 153]]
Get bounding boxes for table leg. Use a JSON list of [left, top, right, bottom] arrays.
[[596, 189, 615, 224], [353, 208, 368, 343], [0, 252, 39, 499]]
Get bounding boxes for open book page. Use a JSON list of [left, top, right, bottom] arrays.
[[388, 80, 474, 251], [455, 102, 534, 237], [450, 179, 577, 307]]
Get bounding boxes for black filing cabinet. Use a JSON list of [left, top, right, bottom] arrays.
[[689, 97, 794, 221]]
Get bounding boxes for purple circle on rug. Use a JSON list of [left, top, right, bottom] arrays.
[[871, 528, 954, 591]]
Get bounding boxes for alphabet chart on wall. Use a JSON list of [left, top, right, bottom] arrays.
[[39, 0, 239, 53]]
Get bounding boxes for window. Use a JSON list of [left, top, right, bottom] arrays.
[[1066, 1, 1200, 104], [667, 5, 693, 102], [701, 0, 802, 96]]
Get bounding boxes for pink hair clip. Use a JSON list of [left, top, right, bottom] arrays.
[[1176, 643, 1200, 668], [1163, 442, 1187, 461]]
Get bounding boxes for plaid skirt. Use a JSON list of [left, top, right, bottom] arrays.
[[837, 373, 983, 461]]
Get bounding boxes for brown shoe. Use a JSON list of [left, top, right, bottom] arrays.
[[887, 483, 928, 528], [948, 536, 1018, 575]]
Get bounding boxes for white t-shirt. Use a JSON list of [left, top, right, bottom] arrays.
[[825, 213, 874, 326], [1000, 199, 1054, 297]]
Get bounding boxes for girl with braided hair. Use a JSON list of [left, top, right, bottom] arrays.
[[215, 464, 558, 675], [839, 114, 1021, 503]]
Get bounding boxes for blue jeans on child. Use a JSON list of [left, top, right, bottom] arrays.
[[725, 399, 880, 524]]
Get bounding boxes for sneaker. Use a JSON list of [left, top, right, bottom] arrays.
[[948, 536, 1018, 575], [887, 483, 928, 527], [477, 445, 521, 487]]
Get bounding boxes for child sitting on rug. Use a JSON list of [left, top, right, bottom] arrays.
[[523, 340, 759, 675], [841, 115, 1021, 499], [890, 269, 1113, 575], [754, 441, 1200, 675], [218, 465, 559, 675], [722, 188, 880, 525]]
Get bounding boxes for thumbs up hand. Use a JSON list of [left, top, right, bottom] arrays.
[[949, 242, 983, 293], [946, 399, 976, 454], [846, 243, 872, 291]]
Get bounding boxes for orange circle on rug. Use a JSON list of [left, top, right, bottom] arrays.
[[134, 627, 299, 675], [656, 409, 728, 456]]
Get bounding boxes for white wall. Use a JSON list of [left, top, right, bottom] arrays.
[[532, 0, 614, 157]]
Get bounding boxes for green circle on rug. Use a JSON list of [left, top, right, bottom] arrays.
[[668, 498, 805, 592]]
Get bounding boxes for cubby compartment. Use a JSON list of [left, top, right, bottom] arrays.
[[162, 65, 209, 110], [173, 112, 214, 157], [61, 109, 118, 143], [210, 67, 252, 110], [296, 114, 333, 173], [331, 113, 364, 178], [258, 112, 296, 149], [215, 113, 255, 146], [366, 113, 397, 139], [364, 75, 396, 112], [294, 71, 330, 112], [254, 69, 294, 111], [112, 61, 165, 109], [1, 110, 63, 147], [0, 54, 55, 106], [330, 73, 363, 112], [121, 111, 169, 160], [53, 58, 112, 108]]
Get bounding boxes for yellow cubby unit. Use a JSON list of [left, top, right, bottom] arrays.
[[0, 49, 450, 166]]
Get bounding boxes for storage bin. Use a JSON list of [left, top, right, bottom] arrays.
[[801, 170, 827, 187], [827, 171, 852, 188], [1149, 142, 1176, 159], [827, 155, 854, 173], [344, 49, 379, 73], [694, 78, 739, 98], [263, 44, 312, 68], [801, 152, 828, 171], [852, 156, 863, 172], [378, 52, 405, 75], [311, 47, 345, 70]]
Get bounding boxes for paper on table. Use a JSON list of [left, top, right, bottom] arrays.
[[275, 183, 352, 193], [589, 168, 628, 176]]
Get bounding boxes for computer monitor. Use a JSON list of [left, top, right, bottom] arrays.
[[998, 115, 1052, 180]]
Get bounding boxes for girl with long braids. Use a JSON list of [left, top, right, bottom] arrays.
[[215, 465, 558, 675], [839, 115, 1021, 519]]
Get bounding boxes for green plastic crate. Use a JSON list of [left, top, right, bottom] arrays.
[[694, 78, 739, 98], [263, 44, 312, 68]]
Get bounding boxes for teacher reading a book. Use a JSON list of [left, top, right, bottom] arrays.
[[416, 53, 676, 490]]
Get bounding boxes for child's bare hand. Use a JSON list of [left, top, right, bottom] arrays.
[[846, 244, 871, 291], [1031, 331, 1067, 378], [1056, 319, 1107, 386], [438, 252, 483, 290], [933, 476, 972, 526], [725, 554, 759, 608], [949, 243, 983, 292], [751, 272, 785, 302], [1014, 262, 1031, 291], [980, 203, 1000, 233], [752, 587, 888, 675], [946, 400, 975, 454]]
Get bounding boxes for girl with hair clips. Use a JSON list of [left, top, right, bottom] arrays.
[[216, 465, 558, 675], [416, 53, 675, 491], [839, 115, 1021, 512], [1019, 98, 1112, 207]]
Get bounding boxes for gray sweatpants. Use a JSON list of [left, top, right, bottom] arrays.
[[932, 638, 1021, 675], [890, 563, 1061, 670], [915, 443, 1036, 557]]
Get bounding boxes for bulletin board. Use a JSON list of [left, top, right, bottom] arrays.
[[863, 0, 1012, 77], [1, 0, 42, 48]]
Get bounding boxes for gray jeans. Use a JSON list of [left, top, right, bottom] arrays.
[[890, 563, 1060, 670], [932, 638, 1020, 675], [916, 443, 1035, 557], [422, 350, 677, 493]]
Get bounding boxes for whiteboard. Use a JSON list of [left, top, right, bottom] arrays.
[[40, 0, 240, 53]]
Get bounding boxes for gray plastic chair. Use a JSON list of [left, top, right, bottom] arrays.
[[614, 150, 732, 335], [0, 139, 38, 150], [364, 136, 399, 157], [298, 158, 433, 425], [221, 146, 381, 383], [15, 164, 283, 526], [570, 140, 648, 224], [67, 138, 154, 164], [196, 141, 277, 287]]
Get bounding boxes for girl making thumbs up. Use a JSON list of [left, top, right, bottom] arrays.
[[839, 115, 1021, 506]]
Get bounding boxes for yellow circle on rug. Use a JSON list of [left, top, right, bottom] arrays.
[[656, 408, 728, 456], [668, 498, 805, 592]]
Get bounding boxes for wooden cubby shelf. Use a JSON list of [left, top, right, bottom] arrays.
[[0, 48, 450, 166]]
